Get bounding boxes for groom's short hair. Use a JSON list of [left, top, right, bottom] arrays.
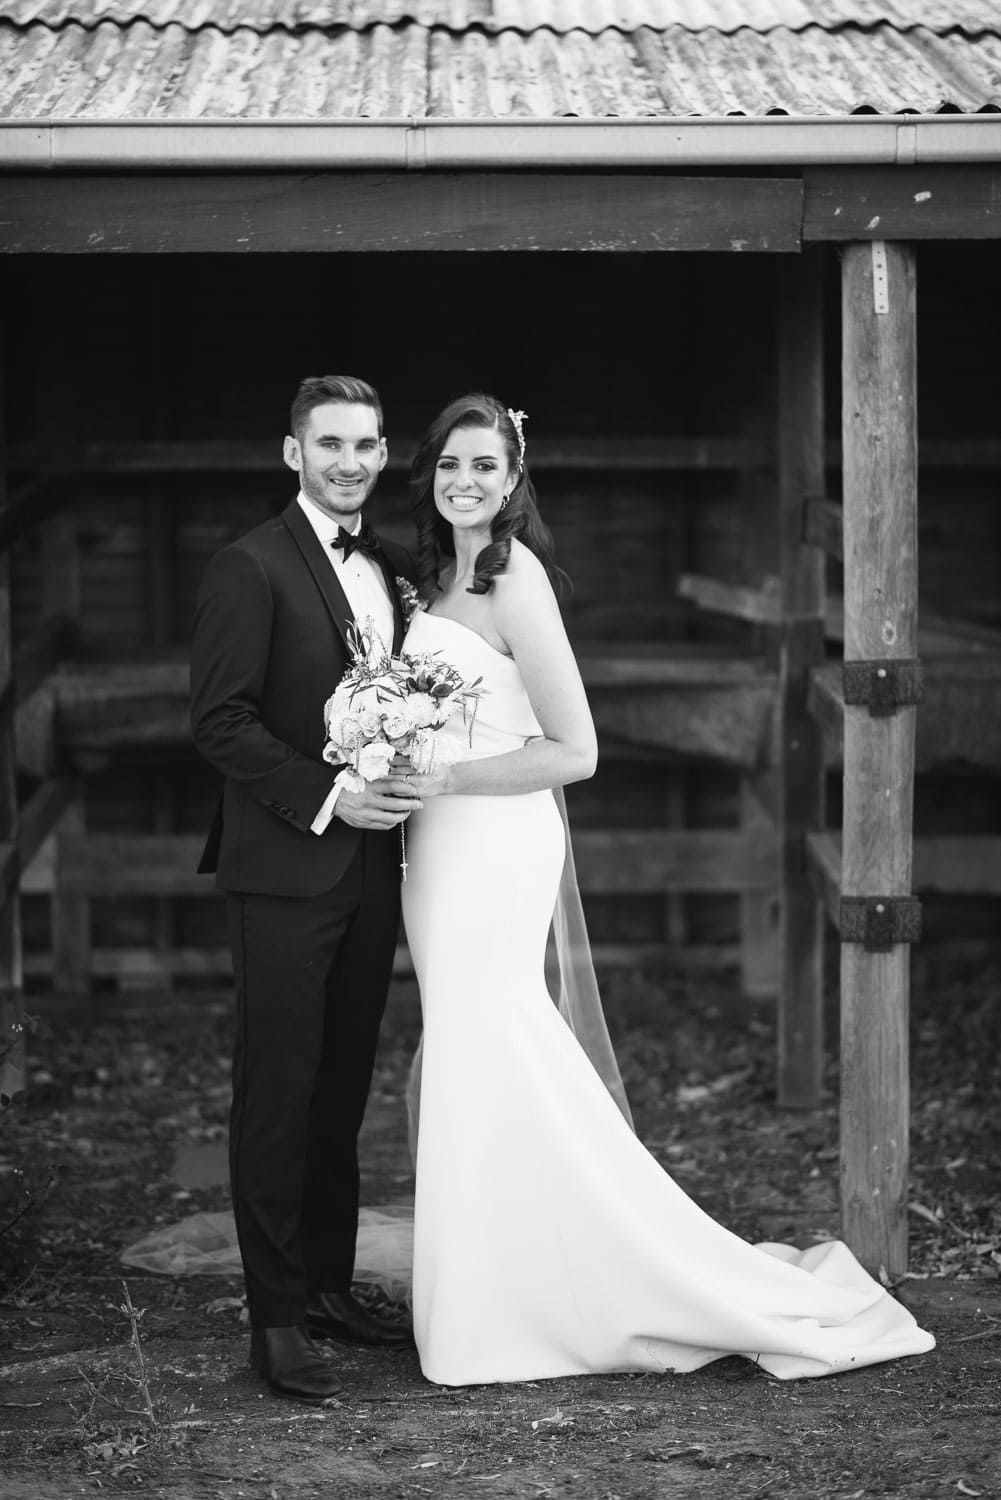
[[291, 375, 383, 441]]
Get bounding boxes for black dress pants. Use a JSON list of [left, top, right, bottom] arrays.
[[225, 829, 401, 1329]]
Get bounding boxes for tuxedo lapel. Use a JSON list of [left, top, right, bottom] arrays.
[[281, 499, 354, 649]]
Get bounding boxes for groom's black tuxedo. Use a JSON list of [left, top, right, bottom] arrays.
[[190, 497, 415, 1330], [192, 498, 413, 894]]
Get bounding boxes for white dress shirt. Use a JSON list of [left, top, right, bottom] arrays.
[[295, 491, 395, 834]]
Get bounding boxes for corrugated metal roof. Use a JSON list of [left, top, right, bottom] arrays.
[[4, 0, 1001, 35], [2, 4, 1000, 121], [2, 18, 1000, 118]]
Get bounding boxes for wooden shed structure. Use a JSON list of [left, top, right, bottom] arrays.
[[2, 0, 1000, 1277]]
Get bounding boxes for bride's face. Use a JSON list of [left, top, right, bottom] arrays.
[[433, 424, 514, 538]]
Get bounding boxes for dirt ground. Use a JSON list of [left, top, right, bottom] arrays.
[[1, 949, 999, 1500]]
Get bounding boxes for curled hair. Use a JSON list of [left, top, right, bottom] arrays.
[[290, 374, 383, 441], [409, 393, 567, 601]]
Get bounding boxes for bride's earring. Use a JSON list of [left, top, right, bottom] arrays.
[[500, 493, 510, 510]]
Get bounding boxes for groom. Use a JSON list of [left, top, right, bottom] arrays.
[[190, 375, 421, 1401]]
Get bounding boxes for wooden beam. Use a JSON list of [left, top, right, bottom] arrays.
[[807, 831, 1001, 907], [775, 248, 828, 1110], [588, 681, 775, 770], [913, 837, 1001, 895], [806, 663, 845, 752], [12, 616, 73, 707], [678, 573, 782, 626], [809, 657, 1001, 776], [7, 435, 774, 477], [840, 239, 918, 1279], [18, 778, 76, 873], [0, 173, 804, 254], [805, 165, 1001, 242], [50, 828, 779, 899], [804, 831, 841, 929], [0, 477, 71, 550], [11, 436, 1001, 484], [803, 496, 844, 561]]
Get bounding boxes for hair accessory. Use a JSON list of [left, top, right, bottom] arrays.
[[507, 408, 528, 465]]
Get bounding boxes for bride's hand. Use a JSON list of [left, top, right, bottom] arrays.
[[389, 765, 452, 799]]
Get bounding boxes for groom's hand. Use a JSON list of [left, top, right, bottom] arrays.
[[333, 777, 423, 830]]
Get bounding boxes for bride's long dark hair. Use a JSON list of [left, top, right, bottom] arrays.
[[410, 393, 567, 602]]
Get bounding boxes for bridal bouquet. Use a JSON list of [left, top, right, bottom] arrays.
[[322, 618, 484, 797]]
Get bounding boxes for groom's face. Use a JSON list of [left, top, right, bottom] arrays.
[[283, 401, 387, 523]]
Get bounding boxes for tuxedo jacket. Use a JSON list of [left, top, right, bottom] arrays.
[[190, 498, 416, 897]]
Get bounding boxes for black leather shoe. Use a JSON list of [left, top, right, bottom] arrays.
[[306, 1290, 414, 1349], [250, 1325, 345, 1402]]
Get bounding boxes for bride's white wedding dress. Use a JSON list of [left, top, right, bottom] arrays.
[[400, 609, 934, 1387]]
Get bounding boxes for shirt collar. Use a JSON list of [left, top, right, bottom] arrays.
[[296, 490, 362, 545]]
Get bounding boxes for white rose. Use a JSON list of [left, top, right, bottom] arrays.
[[357, 741, 395, 781], [357, 707, 383, 736], [377, 703, 410, 739]]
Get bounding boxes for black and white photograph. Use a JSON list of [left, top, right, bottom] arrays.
[[1, 3, 999, 1496]]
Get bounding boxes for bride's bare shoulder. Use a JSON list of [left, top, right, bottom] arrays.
[[497, 538, 551, 592], [492, 541, 562, 646]]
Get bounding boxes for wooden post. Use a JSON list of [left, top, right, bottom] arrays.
[[664, 770, 688, 952], [740, 776, 779, 998], [776, 250, 827, 1106], [840, 241, 918, 1277], [40, 512, 90, 998], [739, 405, 780, 1002], [0, 334, 26, 1107]]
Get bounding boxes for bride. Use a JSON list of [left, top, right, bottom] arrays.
[[392, 393, 934, 1387]]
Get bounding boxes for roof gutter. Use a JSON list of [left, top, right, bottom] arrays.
[[1, 115, 999, 170]]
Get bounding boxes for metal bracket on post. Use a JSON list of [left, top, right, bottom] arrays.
[[839, 896, 922, 952], [842, 658, 923, 717]]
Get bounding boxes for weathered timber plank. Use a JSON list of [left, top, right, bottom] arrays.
[[7, 436, 774, 476], [17, 778, 75, 872], [46, 654, 779, 771], [776, 248, 827, 1110], [577, 646, 770, 687], [809, 657, 1001, 775], [53, 829, 779, 898], [807, 832, 1001, 904], [0, 173, 804, 254], [805, 165, 1001, 241], [739, 776, 778, 999], [0, 477, 70, 549], [913, 837, 1001, 894], [840, 239, 918, 1279], [588, 683, 775, 769], [804, 831, 841, 928], [51, 795, 91, 998], [807, 663, 845, 751], [803, 496, 844, 561], [22, 941, 745, 986], [678, 572, 782, 626], [10, 437, 1001, 485], [12, 616, 72, 706]]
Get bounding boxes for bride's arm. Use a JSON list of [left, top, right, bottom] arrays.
[[417, 544, 597, 797]]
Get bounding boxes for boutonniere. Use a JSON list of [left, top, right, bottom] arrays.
[[396, 576, 425, 623]]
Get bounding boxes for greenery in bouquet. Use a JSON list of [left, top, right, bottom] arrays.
[[322, 619, 484, 791]]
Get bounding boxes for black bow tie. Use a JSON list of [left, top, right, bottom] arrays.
[[331, 523, 381, 561]]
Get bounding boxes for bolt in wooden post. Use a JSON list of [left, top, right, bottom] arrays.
[[840, 240, 918, 1278]]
